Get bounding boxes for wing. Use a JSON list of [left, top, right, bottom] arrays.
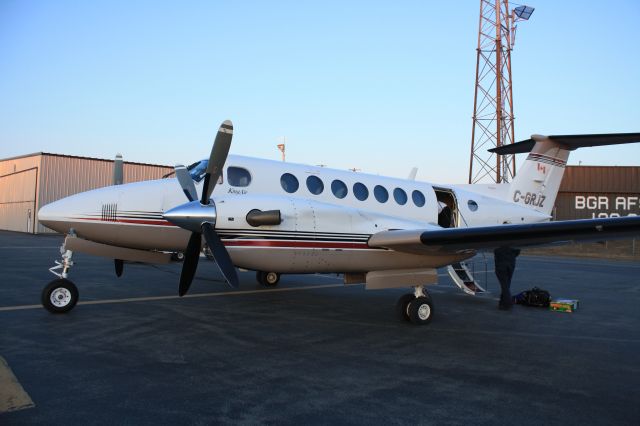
[[368, 216, 640, 254]]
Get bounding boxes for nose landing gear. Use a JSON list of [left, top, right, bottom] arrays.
[[43, 231, 79, 313], [395, 286, 434, 325]]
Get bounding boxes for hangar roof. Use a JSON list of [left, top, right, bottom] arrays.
[[0, 152, 170, 168]]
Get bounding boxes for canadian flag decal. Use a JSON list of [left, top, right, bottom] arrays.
[[537, 163, 547, 174]]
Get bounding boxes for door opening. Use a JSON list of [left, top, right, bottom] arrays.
[[433, 187, 458, 228]]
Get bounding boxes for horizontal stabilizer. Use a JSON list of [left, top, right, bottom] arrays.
[[489, 132, 640, 155]]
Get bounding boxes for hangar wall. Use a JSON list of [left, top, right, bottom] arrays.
[[0, 153, 172, 234], [527, 165, 639, 259], [554, 166, 640, 220]]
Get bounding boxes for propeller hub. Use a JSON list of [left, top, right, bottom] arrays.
[[163, 200, 217, 233]]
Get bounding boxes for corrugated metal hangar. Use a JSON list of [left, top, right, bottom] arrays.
[[0, 153, 172, 234], [554, 166, 640, 220]]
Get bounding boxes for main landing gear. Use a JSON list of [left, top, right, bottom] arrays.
[[42, 231, 79, 313], [256, 271, 280, 287], [396, 286, 434, 325]]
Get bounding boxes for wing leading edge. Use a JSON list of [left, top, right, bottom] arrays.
[[368, 216, 640, 254]]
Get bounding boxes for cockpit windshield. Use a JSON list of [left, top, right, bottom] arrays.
[[187, 159, 208, 182]]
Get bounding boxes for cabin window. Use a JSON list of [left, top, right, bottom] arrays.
[[467, 200, 479, 212], [306, 175, 324, 195], [227, 166, 251, 187], [280, 173, 299, 193], [353, 182, 369, 201], [393, 188, 408, 205], [412, 190, 426, 207], [374, 185, 389, 203], [331, 179, 348, 199]]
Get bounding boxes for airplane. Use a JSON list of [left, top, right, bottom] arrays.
[[37, 120, 640, 325]]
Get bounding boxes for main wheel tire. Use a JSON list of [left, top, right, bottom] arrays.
[[408, 297, 434, 325], [171, 252, 185, 262], [41, 278, 79, 314], [265, 272, 280, 286], [256, 271, 280, 287], [395, 294, 415, 322]]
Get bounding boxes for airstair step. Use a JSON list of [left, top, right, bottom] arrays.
[[447, 261, 486, 295]]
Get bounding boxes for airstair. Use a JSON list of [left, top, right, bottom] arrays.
[[447, 261, 486, 295]]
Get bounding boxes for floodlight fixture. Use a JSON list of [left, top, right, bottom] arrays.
[[514, 5, 535, 20]]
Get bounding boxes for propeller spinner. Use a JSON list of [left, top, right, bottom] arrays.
[[163, 120, 239, 296]]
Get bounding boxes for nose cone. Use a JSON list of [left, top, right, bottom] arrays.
[[38, 198, 72, 233]]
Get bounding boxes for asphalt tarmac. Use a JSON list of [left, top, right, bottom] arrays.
[[1, 230, 639, 425]]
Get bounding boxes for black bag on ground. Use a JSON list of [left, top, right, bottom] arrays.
[[513, 287, 551, 307]]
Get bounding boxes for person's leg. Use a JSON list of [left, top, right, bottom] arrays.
[[501, 265, 513, 307], [496, 266, 513, 310]]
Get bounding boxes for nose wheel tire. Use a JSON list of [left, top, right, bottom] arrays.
[[395, 294, 415, 322], [256, 271, 280, 287], [41, 278, 79, 313]]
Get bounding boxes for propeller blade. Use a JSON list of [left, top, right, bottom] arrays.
[[174, 164, 197, 202], [179, 232, 202, 296], [201, 120, 233, 204], [114, 259, 123, 277], [201, 222, 239, 288]]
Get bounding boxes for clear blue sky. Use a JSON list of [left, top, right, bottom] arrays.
[[1, 0, 639, 183]]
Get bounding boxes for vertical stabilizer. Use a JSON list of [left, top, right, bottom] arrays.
[[489, 132, 640, 217], [505, 135, 568, 216]]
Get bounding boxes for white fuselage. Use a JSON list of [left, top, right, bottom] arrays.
[[38, 155, 549, 273]]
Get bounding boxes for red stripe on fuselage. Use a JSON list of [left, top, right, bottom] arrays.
[[223, 240, 371, 249], [74, 218, 373, 249]]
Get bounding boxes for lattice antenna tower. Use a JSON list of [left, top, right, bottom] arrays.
[[469, 1, 534, 184]]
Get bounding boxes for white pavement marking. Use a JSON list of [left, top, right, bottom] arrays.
[[0, 283, 346, 312], [0, 246, 59, 249], [0, 356, 35, 413]]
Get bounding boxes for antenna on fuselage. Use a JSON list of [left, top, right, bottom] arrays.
[[408, 167, 418, 180]]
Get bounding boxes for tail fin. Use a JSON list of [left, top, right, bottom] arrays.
[[490, 133, 640, 216]]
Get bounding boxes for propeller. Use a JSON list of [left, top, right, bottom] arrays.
[[113, 154, 124, 276], [174, 164, 197, 202], [163, 120, 239, 296]]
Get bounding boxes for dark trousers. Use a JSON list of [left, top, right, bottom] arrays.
[[494, 246, 520, 306], [495, 265, 515, 305]]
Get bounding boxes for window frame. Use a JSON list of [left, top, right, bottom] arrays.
[[393, 187, 408, 205], [353, 182, 369, 201], [280, 173, 300, 193], [306, 175, 324, 195], [331, 179, 348, 199], [373, 185, 389, 203], [411, 190, 426, 207], [227, 166, 252, 188]]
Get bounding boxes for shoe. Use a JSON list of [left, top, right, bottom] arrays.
[[498, 301, 513, 311]]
